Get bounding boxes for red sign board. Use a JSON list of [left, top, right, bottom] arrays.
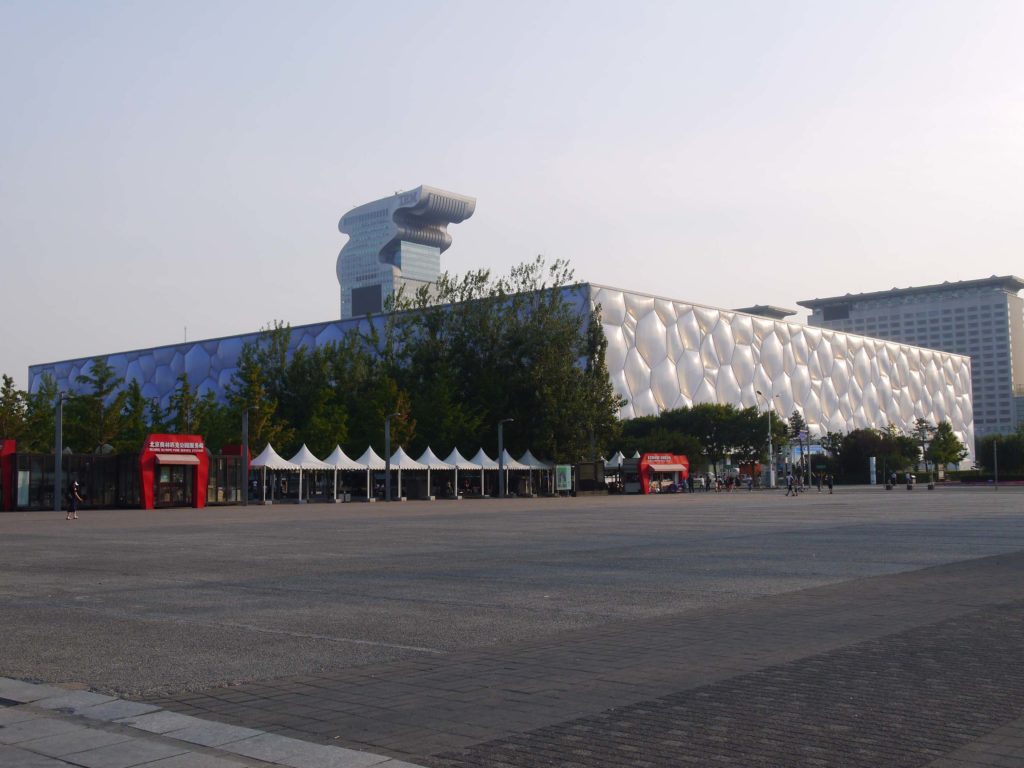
[[637, 452, 689, 494], [139, 434, 208, 510]]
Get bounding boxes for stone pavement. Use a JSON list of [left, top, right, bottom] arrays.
[[6, 491, 1024, 766], [149, 551, 1024, 767], [0, 678, 422, 768]]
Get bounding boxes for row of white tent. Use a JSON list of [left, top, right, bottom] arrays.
[[603, 451, 640, 469], [250, 444, 554, 502]]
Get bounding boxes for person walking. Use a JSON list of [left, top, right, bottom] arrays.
[[785, 472, 795, 496], [66, 481, 82, 520], [827, 474, 834, 494]]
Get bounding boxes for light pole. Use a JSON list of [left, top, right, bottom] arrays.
[[53, 392, 68, 512], [498, 418, 514, 498], [755, 390, 778, 489], [384, 412, 400, 501], [241, 408, 251, 506], [994, 439, 999, 491]]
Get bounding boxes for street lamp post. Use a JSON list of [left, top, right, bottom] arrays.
[[241, 408, 250, 506], [498, 418, 514, 498], [53, 392, 67, 512], [755, 390, 778, 489], [384, 412, 400, 501]]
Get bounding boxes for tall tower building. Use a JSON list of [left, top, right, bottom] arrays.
[[336, 186, 476, 318], [799, 276, 1024, 437]]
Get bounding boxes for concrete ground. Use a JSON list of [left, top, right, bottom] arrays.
[[2, 486, 1023, 766]]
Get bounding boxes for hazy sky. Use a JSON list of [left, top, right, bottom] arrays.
[[2, 0, 1022, 389]]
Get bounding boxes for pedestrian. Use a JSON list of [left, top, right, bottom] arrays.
[[816, 473, 822, 492], [827, 474, 834, 494], [66, 480, 83, 520], [785, 473, 794, 496], [746, 475, 753, 491]]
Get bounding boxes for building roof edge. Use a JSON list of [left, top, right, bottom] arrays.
[[797, 275, 1024, 309]]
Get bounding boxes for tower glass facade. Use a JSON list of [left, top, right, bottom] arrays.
[[336, 186, 476, 318]]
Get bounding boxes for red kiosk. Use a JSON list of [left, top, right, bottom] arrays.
[[638, 452, 689, 494], [140, 434, 209, 509]]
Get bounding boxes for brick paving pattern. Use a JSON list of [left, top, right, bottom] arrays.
[[428, 602, 1024, 767], [149, 553, 1024, 766]]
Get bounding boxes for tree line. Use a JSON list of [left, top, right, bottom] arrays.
[[0, 258, 625, 463], [614, 407, 969, 481]]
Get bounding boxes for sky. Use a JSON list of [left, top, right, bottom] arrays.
[[2, 0, 1022, 389]]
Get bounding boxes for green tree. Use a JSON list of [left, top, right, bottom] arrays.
[[0, 374, 26, 440], [65, 358, 128, 452], [581, 306, 626, 458], [195, 391, 233, 453], [278, 345, 349, 456], [837, 427, 919, 482], [788, 410, 807, 441], [925, 420, 969, 471], [116, 380, 151, 452], [913, 417, 936, 477], [821, 430, 843, 459], [225, 336, 293, 450], [21, 374, 59, 452], [169, 374, 201, 434], [974, 433, 1023, 474], [389, 256, 619, 462]]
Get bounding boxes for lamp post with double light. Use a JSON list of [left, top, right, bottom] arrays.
[[384, 412, 400, 501], [755, 390, 779, 489], [241, 407, 253, 506], [53, 392, 68, 512], [498, 418, 514, 498]]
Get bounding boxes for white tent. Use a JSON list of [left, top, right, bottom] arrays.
[[324, 446, 363, 470], [443, 448, 481, 497], [469, 448, 498, 496], [324, 446, 363, 502], [251, 443, 296, 469], [519, 449, 553, 470], [519, 449, 553, 496], [389, 446, 427, 499], [288, 445, 332, 502], [604, 450, 625, 470], [496, 449, 530, 497], [417, 447, 455, 498], [355, 446, 387, 500], [499, 449, 529, 470], [470, 448, 499, 469], [250, 444, 298, 503]]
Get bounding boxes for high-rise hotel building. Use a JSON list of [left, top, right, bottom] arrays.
[[800, 276, 1024, 437]]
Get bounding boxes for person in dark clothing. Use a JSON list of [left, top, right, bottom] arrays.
[[66, 481, 83, 520]]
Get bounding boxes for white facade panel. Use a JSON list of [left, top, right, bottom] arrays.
[[591, 285, 975, 458]]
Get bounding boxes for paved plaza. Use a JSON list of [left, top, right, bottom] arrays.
[[2, 488, 1024, 766]]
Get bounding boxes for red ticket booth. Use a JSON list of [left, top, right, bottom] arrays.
[[0, 439, 15, 512], [140, 434, 208, 510], [638, 453, 689, 494]]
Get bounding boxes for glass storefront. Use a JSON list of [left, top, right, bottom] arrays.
[[207, 456, 242, 505], [155, 464, 194, 507], [13, 453, 141, 511]]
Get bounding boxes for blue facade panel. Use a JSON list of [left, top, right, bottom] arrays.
[[28, 285, 592, 407]]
